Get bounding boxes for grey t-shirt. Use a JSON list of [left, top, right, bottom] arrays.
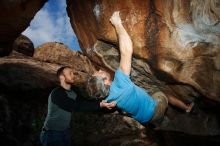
[[43, 86, 101, 131]]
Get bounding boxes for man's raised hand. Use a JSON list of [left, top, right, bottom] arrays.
[[110, 11, 122, 26]]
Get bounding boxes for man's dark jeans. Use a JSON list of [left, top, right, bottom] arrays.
[[40, 129, 71, 146]]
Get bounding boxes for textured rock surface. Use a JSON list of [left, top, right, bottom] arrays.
[[34, 42, 96, 86], [71, 112, 159, 146], [91, 41, 220, 136], [0, 0, 47, 56], [0, 0, 219, 144], [0, 53, 161, 146], [0, 42, 97, 91], [67, 0, 220, 102], [0, 93, 162, 146], [34, 42, 96, 73], [12, 35, 34, 57], [67, 0, 220, 135], [0, 56, 58, 92]]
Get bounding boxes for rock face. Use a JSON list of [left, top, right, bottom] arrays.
[[0, 0, 47, 56], [0, 0, 219, 144], [34, 42, 97, 86], [12, 35, 34, 57], [0, 45, 219, 146], [0, 55, 59, 92], [0, 41, 97, 93], [0, 45, 161, 146], [34, 42, 96, 73], [67, 0, 220, 102], [67, 0, 220, 135], [0, 53, 58, 145]]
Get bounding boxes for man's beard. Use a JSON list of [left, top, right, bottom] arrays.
[[64, 77, 74, 84]]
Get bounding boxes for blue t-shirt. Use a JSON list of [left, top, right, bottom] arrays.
[[106, 69, 157, 123]]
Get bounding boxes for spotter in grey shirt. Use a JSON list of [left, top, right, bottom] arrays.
[[43, 86, 101, 131]]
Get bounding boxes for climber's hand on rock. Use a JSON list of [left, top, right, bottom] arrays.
[[110, 11, 122, 26]]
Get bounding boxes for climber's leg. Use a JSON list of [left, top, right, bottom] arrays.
[[166, 94, 194, 113], [150, 91, 168, 122]]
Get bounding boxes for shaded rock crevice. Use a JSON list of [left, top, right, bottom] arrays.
[[0, 0, 48, 56]]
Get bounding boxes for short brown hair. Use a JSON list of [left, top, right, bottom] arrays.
[[86, 76, 110, 100], [56, 66, 71, 77]]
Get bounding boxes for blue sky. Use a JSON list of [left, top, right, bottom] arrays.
[[22, 0, 81, 51]]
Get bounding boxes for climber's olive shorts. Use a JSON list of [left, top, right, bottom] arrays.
[[150, 91, 168, 122]]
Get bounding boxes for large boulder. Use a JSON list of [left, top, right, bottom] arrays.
[[12, 35, 34, 57], [34, 42, 96, 73], [0, 0, 219, 143], [67, 0, 220, 135], [0, 42, 97, 92], [0, 55, 58, 92], [0, 0, 47, 56], [0, 48, 160, 146], [34, 42, 97, 86], [67, 0, 220, 102]]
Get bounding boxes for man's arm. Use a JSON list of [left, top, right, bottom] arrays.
[[51, 88, 116, 112], [110, 11, 133, 75]]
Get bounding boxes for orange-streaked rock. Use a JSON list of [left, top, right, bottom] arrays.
[[67, 0, 220, 102], [34, 42, 96, 85]]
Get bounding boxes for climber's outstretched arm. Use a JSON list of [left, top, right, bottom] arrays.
[[110, 11, 133, 76]]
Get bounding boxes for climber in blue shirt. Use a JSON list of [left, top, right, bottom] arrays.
[[87, 11, 194, 124]]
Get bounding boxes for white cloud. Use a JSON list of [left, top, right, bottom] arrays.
[[22, 0, 78, 50]]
